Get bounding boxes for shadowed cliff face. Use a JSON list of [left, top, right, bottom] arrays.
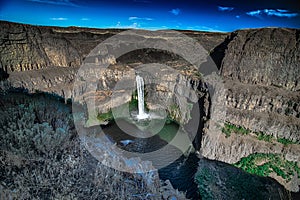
[[0, 20, 227, 73], [208, 28, 300, 143], [0, 21, 122, 72], [0, 21, 299, 192], [201, 28, 300, 192], [221, 28, 300, 91]]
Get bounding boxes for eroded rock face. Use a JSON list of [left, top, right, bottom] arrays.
[[1, 66, 77, 99], [1, 21, 218, 125], [221, 28, 300, 91], [201, 28, 300, 192], [1, 22, 76, 71], [0, 20, 227, 73], [72, 63, 204, 125], [0, 21, 122, 72], [224, 80, 300, 141]]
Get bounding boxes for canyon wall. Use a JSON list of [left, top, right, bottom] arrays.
[[0, 20, 226, 72], [0, 20, 225, 125], [0, 21, 122, 72], [201, 28, 300, 192], [1, 21, 299, 192]]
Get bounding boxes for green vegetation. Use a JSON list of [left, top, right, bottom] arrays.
[[80, 76, 85, 81], [256, 132, 273, 142], [97, 110, 113, 122], [256, 131, 299, 145], [221, 126, 231, 138], [221, 123, 250, 138], [195, 167, 214, 199], [222, 122, 299, 145], [186, 103, 193, 121], [234, 153, 300, 181], [96, 90, 148, 123], [277, 138, 298, 145], [165, 115, 175, 124], [129, 98, 139, 112]]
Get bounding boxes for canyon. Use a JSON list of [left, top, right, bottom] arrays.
[[0, 20, 299, 198]]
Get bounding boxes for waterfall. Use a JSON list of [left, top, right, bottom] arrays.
[[136, 75, 149, 120]]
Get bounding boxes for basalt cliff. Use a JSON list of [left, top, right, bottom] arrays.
[[0, 20, 299, 194], [201, 28, 300, 192]]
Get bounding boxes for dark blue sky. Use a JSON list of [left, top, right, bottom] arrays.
[[1, 0, 299, 32]]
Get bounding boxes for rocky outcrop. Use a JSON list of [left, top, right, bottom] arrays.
[[0, 20, 227, 73], [0, 20, 225, 126], [224, 80, 300, 141], [0, 66, 77, 99], [201, 28, 300, 192], [221, 28, 300, 91], [1, 21, 77, 71], [0, 21, 122, 72], [72, 63, 204, 125], [1, 21, 221, 126], [206, 27, 300, 144]]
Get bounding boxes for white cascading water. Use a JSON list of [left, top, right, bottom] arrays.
[[136, 75, 149, 120]]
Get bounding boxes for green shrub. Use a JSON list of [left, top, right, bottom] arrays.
[[277, 138, 298, 145], [195, 167, 214, 199], [221, 126, 231, 138], [256, 132, 273, 142], [221, 123, 250, 138], [97, 110, 113, 122], [234, 153, 300, 181], [129, 98, 139, 112], [222, 123, 299, 145]]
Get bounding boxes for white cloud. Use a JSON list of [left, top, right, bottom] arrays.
[[116, 21, 121, 27], [50, 17, 68, 21], [115, 22, 140, 29], [265, 9, 298, 17], [170, 8, 181, 16], [246, 10, 262, 17], [247, 9, 298, 18], [218, 6, 234, 12], [128, 16, 153, 21], [276, 9, 289, 13], [187, 25, 225, 32], [28, 0, 79, 7], [236, 15, 240, 19], [80, 18, 90, 21], [128, 17, 138, 20]]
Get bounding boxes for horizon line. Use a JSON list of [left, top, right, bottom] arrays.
[[1, 19, 298, 33]]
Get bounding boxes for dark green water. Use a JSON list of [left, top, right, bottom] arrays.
[[101, 119, 201, 199]]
